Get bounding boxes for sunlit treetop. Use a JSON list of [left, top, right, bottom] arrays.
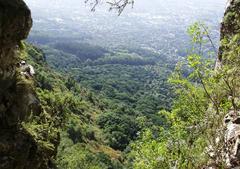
[[85, 0, 134, 15]]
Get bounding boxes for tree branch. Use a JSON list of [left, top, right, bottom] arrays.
[[85, 0, 134, 15]]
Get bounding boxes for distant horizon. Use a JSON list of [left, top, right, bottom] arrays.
[[26, 0, 227, 64], [25, 0, 227, 16]]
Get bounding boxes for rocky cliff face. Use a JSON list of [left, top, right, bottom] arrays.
[[217, 0, 240, 168], [0, 1, 58, 169], [0, 0, 32, 128], [218, 0, 240, 62]]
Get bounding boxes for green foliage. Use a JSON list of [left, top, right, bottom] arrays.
[[129, 63, 210, 168], [97, 111, 139, 150], [23, 43, 124, 169], [42, 40, 174, 151], [24, 21, 239, 168], [74, 64, 173, 113], [53, 42, 108, 62], [128, 23, 240, 169], [57, 114, 124, 169], [91, 52, 155, 66]]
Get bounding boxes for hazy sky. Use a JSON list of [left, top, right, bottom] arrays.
[[24, 0, 227, 56], [25, 0, 227, 16]]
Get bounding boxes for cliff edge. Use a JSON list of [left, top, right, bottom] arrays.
[[0, 1, 58, 169]]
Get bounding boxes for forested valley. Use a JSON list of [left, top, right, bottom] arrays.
[[24, 0, 227, 168], [1, 0, 240, 169]]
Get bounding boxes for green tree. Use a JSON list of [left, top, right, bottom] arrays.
[[128, 23, 240, 169]]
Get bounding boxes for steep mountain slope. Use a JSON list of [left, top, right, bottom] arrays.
[[24, 43, 123, 169]]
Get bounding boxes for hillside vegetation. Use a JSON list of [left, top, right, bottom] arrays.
[[23, 43, 125, 169]]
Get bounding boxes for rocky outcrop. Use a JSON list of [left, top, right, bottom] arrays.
[[218, 0, 240, 63], [223, 111, 240, 167], [0, 0, 33, 127], [0, 1, 58, 169], [217, 0, 240, 168]]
